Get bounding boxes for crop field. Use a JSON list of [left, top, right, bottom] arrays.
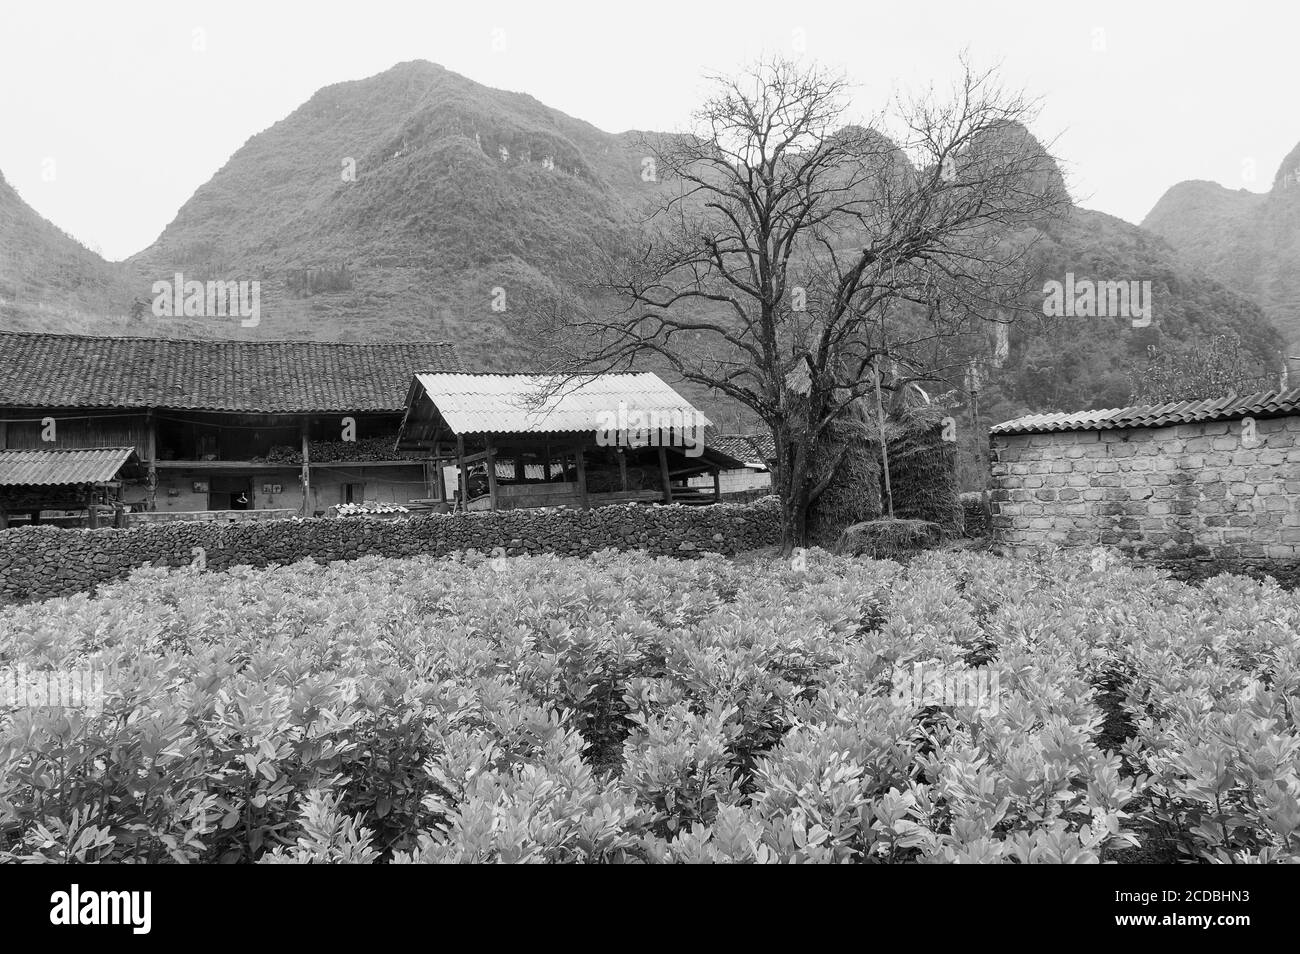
[[0, 547, 1297, 863]]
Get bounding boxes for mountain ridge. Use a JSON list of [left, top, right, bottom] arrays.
[[0, 60, 1289, 423], [1143, 144, 1300, 350]]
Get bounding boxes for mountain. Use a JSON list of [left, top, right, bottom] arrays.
[[124, 60, 671, 370], [833, 122, 1283, 421], [0, 61, 1287, 426], [984, 205, 1284, 422], [0, 170, 144, 334], [1142, 143, 1300, 349]]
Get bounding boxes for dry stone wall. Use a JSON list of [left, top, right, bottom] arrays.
[[0, 498, 781, 604]]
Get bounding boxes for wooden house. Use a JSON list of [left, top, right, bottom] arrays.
[[0, 331, 462, 525], [396, 372, 745, 510]]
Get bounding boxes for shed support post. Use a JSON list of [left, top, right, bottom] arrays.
[[432, 458, 445, 503], [456, 436, 467, 510], [658, 446, 673, 504], [486, 436, 499, 511], [575, 447, 589, 509], [712, 468, 721, 501]]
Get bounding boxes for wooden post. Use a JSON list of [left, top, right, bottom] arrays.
[[144, 410, 157, 511], [514, 455, 524, 482], [874, 354, 894, 519], [712, 468, 721, 501], [658, 446, 673, 504], [575, 446, 589, 509], [0, 507, 8, 530], [617, 450, 628, 491], [544, 441, 552, 481], [968, 359, 991, 529], [300, 420, 312, 516], [485, 436, 499, 511], [0, 419, 7, 450], [431, 458, 445, 503], [456, 436, 467, 510]]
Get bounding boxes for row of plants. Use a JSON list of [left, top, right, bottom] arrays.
[[0, 546, 1295, 863]]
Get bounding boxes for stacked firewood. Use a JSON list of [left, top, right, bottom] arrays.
[[252, 436, 422, 464]]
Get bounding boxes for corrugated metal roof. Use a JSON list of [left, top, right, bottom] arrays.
[[0, 446, 138, 486], [413, 373, 712, 435], [991, 389, 1300, 436], [0, 332, 463, 413]]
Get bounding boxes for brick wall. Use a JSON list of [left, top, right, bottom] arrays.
[[990, 416, 1300, 559]]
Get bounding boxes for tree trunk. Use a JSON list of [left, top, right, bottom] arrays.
[[774, 425, 811, 554]]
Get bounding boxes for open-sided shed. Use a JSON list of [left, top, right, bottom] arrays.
[[396, 372, 744, 510], [0, 446, 140, 527]]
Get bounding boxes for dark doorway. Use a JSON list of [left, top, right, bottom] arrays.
[[209, 476, 253, 511]]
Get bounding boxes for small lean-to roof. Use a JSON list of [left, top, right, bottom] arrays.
[[0, 446, 138, 486], [408, 372, 711, 435], [0, 331, 464, 413], [707, 433, 777, 468], [991, 389, 1300, 436]]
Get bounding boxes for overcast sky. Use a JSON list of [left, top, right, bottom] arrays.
[[1, 0, 1294, 261]]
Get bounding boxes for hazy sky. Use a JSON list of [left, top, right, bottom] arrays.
[[1, 0, 1295, 261]]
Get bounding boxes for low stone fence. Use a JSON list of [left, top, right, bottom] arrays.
[[0, 498, 782, 604], [129, 509, 298, 525]]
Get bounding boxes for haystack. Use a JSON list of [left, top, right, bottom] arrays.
[[884, 389, 964, 537], [807, 397, 884, 547]]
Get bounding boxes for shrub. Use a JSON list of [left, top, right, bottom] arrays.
[[1, 546, 1296, 863]]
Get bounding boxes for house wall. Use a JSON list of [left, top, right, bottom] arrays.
[[990, 416, 1300, 559], [688, 468, 772, 495], [135, 463, 431, 516], [1, 412, 150, 455], [306, 464, 431, 513], [0, 407, 429, 516]]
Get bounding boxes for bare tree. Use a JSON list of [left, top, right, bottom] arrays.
[[538, 58, 1066, 550]]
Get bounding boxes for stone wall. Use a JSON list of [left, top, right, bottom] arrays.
[[0, 498, 781, 604], [990, 416, 1300, 559]]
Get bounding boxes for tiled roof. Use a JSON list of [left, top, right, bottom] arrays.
[[0, 332, 464, 413], [409, 372, 711, 435], [0, 447, 138, 486], [992, 389, 1300, 436], [707, 433, 776, 467]]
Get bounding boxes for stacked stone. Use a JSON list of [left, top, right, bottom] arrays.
[[0, 497, 782, 605]]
